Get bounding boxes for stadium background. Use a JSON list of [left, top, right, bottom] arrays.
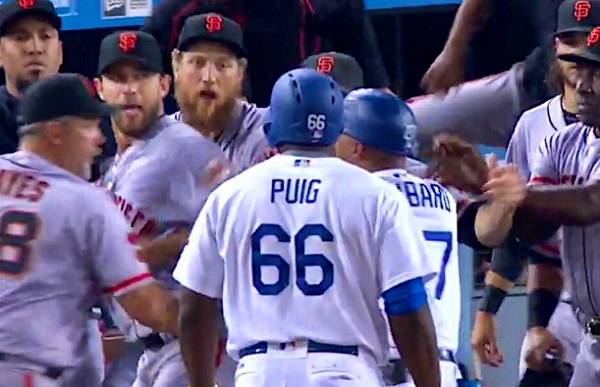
[[0, 0, 523, 384]]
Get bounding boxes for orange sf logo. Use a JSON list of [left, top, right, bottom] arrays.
[[575, 1, 591, 21], [18, 0, 35, 9], [587, 27, 600, 46], [119, 32, 137, 53], [316, 57, 334, 74], [205, 15, 223, 33]]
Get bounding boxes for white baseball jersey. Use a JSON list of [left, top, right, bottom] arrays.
[[376, 168, 460, 355], [0, 151, 152, 368], [174, 153, 436, 364]]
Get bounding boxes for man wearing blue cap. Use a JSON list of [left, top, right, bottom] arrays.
[[336, 88, 462, 387]]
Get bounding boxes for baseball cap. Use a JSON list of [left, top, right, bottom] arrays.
[[98, 31, 163, 75], [559, 26, 600, 64], [301, 52, 364, 94], [177, 13, 246, 58], [0, 0, 61, 36], [555, 0, 600, 36], [19, 73, 115, 126]]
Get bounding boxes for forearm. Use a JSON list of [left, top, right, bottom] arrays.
[[444, 0, 489, 52], [118, 285, 180, 336], [475, 202, 516, 247], [519, 182, 600, 227], [390, 305, 440, 387], [139, 231, 189, 271], [527, 263, 563, 329], [179, 296, 220, 387]]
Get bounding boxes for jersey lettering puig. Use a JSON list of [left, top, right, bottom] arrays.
[[174, 155, 436, 365], [103, 116, 226, 340], [377, 169, 460, 353], [0, 151, 152, 369], [530, 123, 600, 322]]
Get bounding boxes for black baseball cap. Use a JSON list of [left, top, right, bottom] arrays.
[[555, 0, 600, 36], [19, 73, 115, 126], [177, 13, 246, 58], [301, 52, 364, 94], [0, 0, 61, 36], [98, 31, 163, 75], [559, 27, 600, 64]]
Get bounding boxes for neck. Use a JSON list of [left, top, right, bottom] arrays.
[[112, 123, 134, 155], [5, 80, 21, 99], [363, 158, 406, 173], [562, 84, 577, 113]]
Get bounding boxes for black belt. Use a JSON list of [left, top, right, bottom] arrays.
[[0, 352, 63, 380], [384, 349, 456, 386], [140, 333, 176, 351], [239, 340, 358, 359]]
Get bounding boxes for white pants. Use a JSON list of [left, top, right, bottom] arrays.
[[234, 345, 382, 386], [387, 360, 461, 387]]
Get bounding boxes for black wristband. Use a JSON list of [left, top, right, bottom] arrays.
[[527, 288, 559, 329], [478, 285, 507, 315]]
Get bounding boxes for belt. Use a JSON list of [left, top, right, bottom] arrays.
[[139, 333, 176, 351], [238, 340, 358, 359], [384, 348, 457, 386], [0, 352, 63, 380]]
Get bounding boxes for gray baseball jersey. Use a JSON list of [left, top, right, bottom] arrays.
[[0, 151, 152, 369], [171, 100, 268, 171], [530, 122, 600, 322], [508, 95, 564, 261], [103, 115, 225, 340]]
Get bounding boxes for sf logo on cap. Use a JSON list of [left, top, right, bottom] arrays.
[[316, 57, 334, 74], [206, 15, 223, 33], [18, 0, 35, 9], [575, 1, 591, 21], [119, 32, 138, 53], [588, 26, 600, 46]]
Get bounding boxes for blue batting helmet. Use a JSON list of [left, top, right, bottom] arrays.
[[342, 89, 418, 157], [263, 68, 344, 148]]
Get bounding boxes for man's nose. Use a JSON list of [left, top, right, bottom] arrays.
[[200, 62, 217, 84], [25, 36, 44, 54]]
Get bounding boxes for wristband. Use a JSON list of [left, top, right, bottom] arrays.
[[527, 288, 559, 329], [478, 285, 507, 315]]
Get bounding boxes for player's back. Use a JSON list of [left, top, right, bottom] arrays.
[[377, 168, 460, 353], [0, 151, 114, 368], [213, 153, 414, 363]]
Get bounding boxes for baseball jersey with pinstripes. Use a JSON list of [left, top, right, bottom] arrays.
[[529, 122, 600, 321]]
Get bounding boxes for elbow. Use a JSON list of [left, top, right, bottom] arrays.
[[475, 227, 505, 248]]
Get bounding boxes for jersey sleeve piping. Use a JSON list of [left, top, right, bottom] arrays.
[[102, 272, 153, 296]]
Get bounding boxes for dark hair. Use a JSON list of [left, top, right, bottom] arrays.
[[546, 53, 565, 95]]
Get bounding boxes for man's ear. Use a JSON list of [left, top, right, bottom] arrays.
[[160, 74, 172, 98], [171, 49, 182, 77], [94, 78, 105, 101]]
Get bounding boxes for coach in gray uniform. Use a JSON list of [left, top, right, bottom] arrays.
[[94, 31, 226, 387], [0, 73, 180, 387], [170, 13, 268, 171]]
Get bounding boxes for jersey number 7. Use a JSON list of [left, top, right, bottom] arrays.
[[422, 230, 453, 300], [251, 223, 334, 296]]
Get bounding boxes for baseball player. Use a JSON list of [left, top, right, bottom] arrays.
[[336, 89, 461, 387], [170, 13, 268, 171], [0, 73, 180, 387], [301, 51, 428, 177], [93, 31, 226, 387], [471, 26, 600, 386], [471, 1, 600, 379], [173, 68, 440, 387]]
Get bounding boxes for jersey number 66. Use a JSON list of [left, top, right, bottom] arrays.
[[251, 223, 334, 296]]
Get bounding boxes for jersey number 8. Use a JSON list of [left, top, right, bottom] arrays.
[[0, 211, 39, 278], [251, 223, 334, 296]]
